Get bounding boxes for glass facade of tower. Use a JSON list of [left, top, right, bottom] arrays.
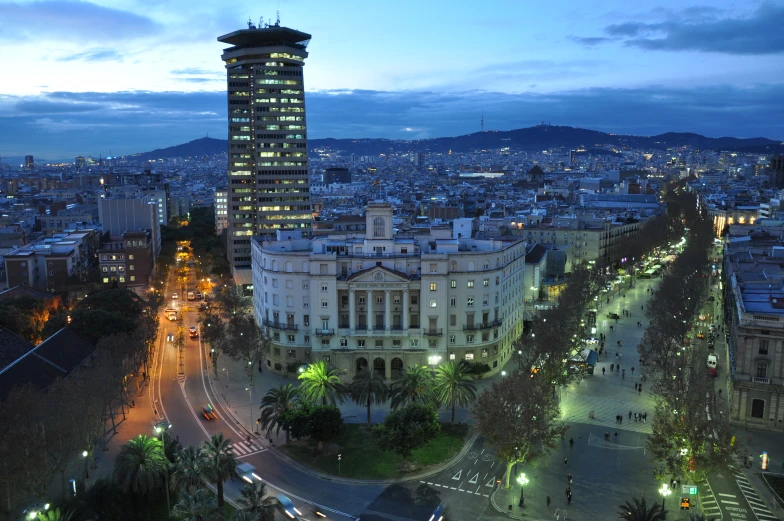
[[219, 25, 312, 271]]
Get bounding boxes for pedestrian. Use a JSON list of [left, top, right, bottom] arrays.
[[631, 367, 635, 375], [616, 414, 620, 423], [547, 496, 551, 508], [142, 371, 147, 380], [604, 432, 609, 441], [569, 437, 574, 448], [610, 363, 614, 372], [628, 410, 632, 420], [602, 367, 606, 375], [564, 456, 568, 465], [718, 389, 723, 398], [619, 415, 623, 424], [643, 412, 647, 423], [614, 432, 618, 441], [622, 369, 625, 379], [131, 400, 135, 407], [638, 385, 642, 395], [567, 473, 572, 484], [634, 412, 638, 422], [567, 492, 572, 505], [616, 350, 619, 358], [617, 364, 621, 373], [641, 305, 643, 310], [635, 383, 638, 391]]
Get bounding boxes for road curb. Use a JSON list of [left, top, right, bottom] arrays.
[[489, 485, 523, 519]]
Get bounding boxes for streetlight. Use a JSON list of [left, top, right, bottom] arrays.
[[155, 422, 173, 515], [245, 387, 253, 434], [82, 450, 89, 480], [659, 483, 672, 511], [517, 472, 529, 507]]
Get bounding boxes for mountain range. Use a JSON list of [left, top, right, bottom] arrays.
[[129, 125, 784, 161]]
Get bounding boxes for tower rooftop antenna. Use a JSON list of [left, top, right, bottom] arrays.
[[276, 7, 280, 26]]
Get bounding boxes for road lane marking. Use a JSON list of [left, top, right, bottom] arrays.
[[718, 493, 736, 497], [721, 500, 740, 505], [469, 472, 479, 484]]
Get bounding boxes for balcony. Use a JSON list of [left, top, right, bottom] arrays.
[[262, 319, 298, 332], [314, 328, 334, 336], [422, 328, 443, 336], [752, 377, 771, 384], [463, 319, 503, 331]]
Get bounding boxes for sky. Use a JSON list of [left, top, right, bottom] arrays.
[[1, 0, 783, 160]]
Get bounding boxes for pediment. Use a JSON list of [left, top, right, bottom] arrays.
[[347, 266, 410, 284]]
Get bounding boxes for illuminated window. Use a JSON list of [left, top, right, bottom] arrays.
[[430, 283, 437, 291], [373, 217, 385, 237]]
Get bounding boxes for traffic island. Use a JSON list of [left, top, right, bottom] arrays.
[[278, 423, 469, 480]]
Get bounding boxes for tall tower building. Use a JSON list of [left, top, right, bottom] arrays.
[[75, 156, 85, 168], [218, 21, 312, 278], [25, 155, 34, 170]]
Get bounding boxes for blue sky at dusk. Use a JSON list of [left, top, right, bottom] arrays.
[[1, 0, 783, 159]]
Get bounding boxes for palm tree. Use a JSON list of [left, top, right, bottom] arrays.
[[230, 512, 257, 521], [617, 497, 667, 521], [171, 445, 203, 493], [259, 384, 300, 443], [350, 368, 388, 425], [236, 481, 278, 521], [199, 433, 238, 508], [113, 434, 168, 521], [36, 509, 73, 521], [432, 361, 477, 423], [297, 360, 347, 406], [172, 487, 219, 521], [390, 365, 434, 409]]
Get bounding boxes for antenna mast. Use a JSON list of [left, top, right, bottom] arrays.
[[481, 112, 484, 132]]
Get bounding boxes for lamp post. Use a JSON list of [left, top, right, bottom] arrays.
[[517, 472, 529, 507], [82, 450, 89, 480], [245, 387, 253, 434], [155, 422, 172, 515], [659, 483, 672, 511]]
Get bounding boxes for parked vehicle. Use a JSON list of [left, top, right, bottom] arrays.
[[187, 291, 195, 300], [167, 311, 177, 321], [707, 354, 718, 376]]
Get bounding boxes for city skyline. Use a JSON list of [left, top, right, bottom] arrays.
[[1, 0, 784, 159]]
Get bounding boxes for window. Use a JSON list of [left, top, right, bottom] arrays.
[[130, 276, 136, 282], [483, 279, 489, 287], [272, 279, 278, 288], [467, 297, 474, 306], [449, 335, 456, 344], [411, 296, 418, 305], [129, 265, 135, 271], [320, 263, 327, 274], [450, 315, 456, 326], [129, 254, 134, 260], [287, 335, 295, 342], [375, 340, 383, 348], [467, 280, 474, 288], [756, 363, 768, 378], [429, 300, 437, 308], [103, 277, 109, 283], [358, 340, 366, 348], [274, 333, 280, 341], [302, 281, 309, 289], [450, 280, 456, 288], [393, 340, 401, 348], [321, 339, 330, 347], [303, 297, 309, 308], [449, 352, 456, 360], [751, 399, 765, 418], [286, 280, 293, 289], [274, 348, 281, 357], [303, 315, 310, 326], [373, 217, 385, 237], [321, 300, 329, 308], [359, 296, 366, 305], [465, 353, 474, 360], [410, 339, 419, 347], [393, 295, 401, 304], [287, 349, 297, 358], [340, 338, 348, 347], [482, 349, 488, 358], [286, 296, 294, 307], [430, 263, 437, 273], [273, 294, 279, 305], [376, 296, 383, 304], [430, 282, 437, 291], [759, 340, 769, 355], [304, 335, 310, 342], [119, 277, 125, 283], [321, 284, 328, 292], [466, 334, 475, 343], [429, 340, 437, 348]]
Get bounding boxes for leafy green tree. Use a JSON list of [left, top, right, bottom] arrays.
[[172, 486, 219, 521], [432, 361, 476, 424], [113, 435, 168, 521], [374, 403, 440, 470], [349, 368, 388, 425], [236, 481, 278, 521], [389, 365, 434, 409], [36, 508, 73, 521], [199, 433, 238, 508], [216, 283, 251, 319], [298, 360, 347, 406], [473, 370, 566, 488], [223, 313, 269, 383], [259, 384, 300, 443], [284, 404, 344, 452], [170, 446, 203, 493], [617, 497, 667, 521]]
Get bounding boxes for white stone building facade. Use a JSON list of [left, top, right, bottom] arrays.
[[252, 203, 526, 380]]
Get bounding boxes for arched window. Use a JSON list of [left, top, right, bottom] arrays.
[[373, 217, 385, 238], [285, 261, 293, 273], [271, 260, 278, 272]]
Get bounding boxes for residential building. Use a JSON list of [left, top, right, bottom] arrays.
[[215, 188, 228, 235], [97, 230, 155, 287], [218, 22, 313, 279], [98, 197, 161, 255], [252, 202, 525, 380]]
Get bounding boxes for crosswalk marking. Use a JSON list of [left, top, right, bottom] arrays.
[[733, 472, 777, 520], [229, 439, 267, 456]]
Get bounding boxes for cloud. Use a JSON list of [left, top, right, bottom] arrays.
[[567, 36, 615, 46], [58, 48, 124, 62], [171, 68, 224, 76], [572, 2, 784, 55], [0, 0, 160, 41], [174, 78, 217, 83], [2, 85, 784, 159]]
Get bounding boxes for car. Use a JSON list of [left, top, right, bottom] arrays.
[[698, 314, 706, 321], [166, 333, 174, 342], [195, 291, 203, 300], [585, 337, 599, 345], [696, 331, 706, 339], [277, 495, 302, 519], [709, 323, 717, 333], [201, 404, 218, 420], [172, 293, 179, 299], [188, 326, 198, 338], [429, 502, 447, 521], [607, 313, 620, 320]]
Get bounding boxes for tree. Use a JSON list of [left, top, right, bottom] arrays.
[[36, 508, 74, 521], [236, 481, 278, 521], [113, 435, 168, 521], [472, 370, 567, 488], [617, 497, 666, 521], [297, 360, 347, 406], [199, 433, 238, 508], [432, 362, 476, 424], [216, 283, 251, 319], [171, 446, 204, 493], [389, 365, 434, 409], [223, 313, 269, 384], [259, 384, 300, 444], [172, 487, 219, 521], [199, 308, 227, 378], [307, 405, 344, 452], [349, 369, 388, 425], [374, 403, 440, 470]]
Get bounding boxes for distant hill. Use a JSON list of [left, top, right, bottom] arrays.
[[131, 126, 784, 159]]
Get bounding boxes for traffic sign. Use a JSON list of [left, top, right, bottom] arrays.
[[681, 485, 698, 495]]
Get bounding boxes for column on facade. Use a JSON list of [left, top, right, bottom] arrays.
[[349, 290, 356, 331], [403, 290, 409, 330], [384, 290, 391, 330], [367, 290, 374, 330]]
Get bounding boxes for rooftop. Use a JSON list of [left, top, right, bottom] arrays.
[[218, 25, 311, 49]]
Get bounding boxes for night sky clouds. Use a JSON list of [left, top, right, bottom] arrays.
[[0, 0, 783, 159]]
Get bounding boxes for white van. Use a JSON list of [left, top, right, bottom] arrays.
[[707, 354, 718, 376], [187, 291, 195, 301]]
